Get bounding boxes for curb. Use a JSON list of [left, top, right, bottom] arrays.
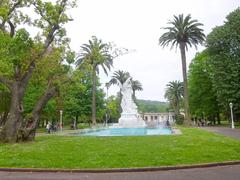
[[0, 161, 240, 173]]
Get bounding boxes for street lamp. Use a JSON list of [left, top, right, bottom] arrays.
[[105, 83, 110, 126], [60, 110, 63, 131], [229, 103, 235, 129]]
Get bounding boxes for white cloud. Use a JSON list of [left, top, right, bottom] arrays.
[[65, 0, 240, 101]]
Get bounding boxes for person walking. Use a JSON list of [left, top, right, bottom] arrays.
[[46, 122, 51, 134]]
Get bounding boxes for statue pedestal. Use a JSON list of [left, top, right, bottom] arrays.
[[118, 113, 146, 128]]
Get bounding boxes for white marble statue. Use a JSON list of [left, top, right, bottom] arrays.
[[117, 78, 145, 128], [120, 78, 138, 114]]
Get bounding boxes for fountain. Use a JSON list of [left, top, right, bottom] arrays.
[[68, 78, 174, 136], [117, 78, 146, 128]]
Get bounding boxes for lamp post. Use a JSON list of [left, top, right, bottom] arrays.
[[229, 103, 235, 129], [105, 83, 110, 126], [60, 110, 63, 131]]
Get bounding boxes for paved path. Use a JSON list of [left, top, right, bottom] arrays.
[[0, 165, 240, 180], [200, 126, 240, 140]]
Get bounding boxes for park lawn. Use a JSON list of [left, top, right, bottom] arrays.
[[0, 127, 240, 169]]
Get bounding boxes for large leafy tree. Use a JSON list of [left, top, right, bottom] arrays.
[[188, 51, 220, 123], [0, 0, 76, 142], [62, 69, 91, 126], [76, 36, 113, 125], [206, 8, 240, 118], [159, 14, 205, 125], [62, 68, 106, 127], [164, 81, 183, 119], [106, 95, 121, 123]]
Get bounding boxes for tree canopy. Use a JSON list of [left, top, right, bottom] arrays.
[[206, 8, 240, 116]]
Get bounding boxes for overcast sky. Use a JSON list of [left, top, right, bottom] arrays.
[[64, 0, 240, 101]]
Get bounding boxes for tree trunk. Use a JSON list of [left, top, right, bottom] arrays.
[[0, 82, 24, 143], [176, 97, 180, 116], [75, 115, 78, 129], [174, 101, 180, 121], [0, 111, 8, 127], [17, 86, 58, 142], [119, 90, 123, 113], [179, 43, 191, 125], [217, 113, 221, 125], [132, 90, 137, 104], [92, 70, 97, 125]]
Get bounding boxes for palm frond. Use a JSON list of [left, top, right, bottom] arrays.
[[159, 14, 205, 51], [109, 70, 131, 87], [76, 36, 113, 76]]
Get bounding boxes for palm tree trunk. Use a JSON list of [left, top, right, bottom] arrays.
[[92, 69, 97, 126], [132, 90, 136, 104], [176, 98, 180, 116], [179, 43, 191, 125]]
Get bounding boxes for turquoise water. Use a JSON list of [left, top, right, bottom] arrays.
[[71, 127, 172, 136]]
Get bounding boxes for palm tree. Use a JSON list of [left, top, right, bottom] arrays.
[[109, 70, 130, 87], [164, 81, 183, 119], [131, 79, 143, 101], [159, 14, 205, 125], [109, 70, 142, 105], [109, 70, 130, 97], [76, 36, 113, 125]]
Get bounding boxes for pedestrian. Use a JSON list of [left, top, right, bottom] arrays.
[[46, 122, 51, 134]]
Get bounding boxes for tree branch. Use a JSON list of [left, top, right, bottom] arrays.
[[0, 24, 6, 33], [33, 3, 52, 26], [0, 76, 12, 90], [42, 25, 59, 54], [0, 0, 23, 33], [21, 61, 35, 89], [21, 0, 68, 88], [17, 85, 58, 141], [21, 24, 58, 87], [8, 0, 23, 17], [7, 20, 15, 37], [58, 0, 68, 14], [33, 85, 58, 115]]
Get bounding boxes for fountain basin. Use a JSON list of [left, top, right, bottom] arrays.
[[69, 127, 172, 136]]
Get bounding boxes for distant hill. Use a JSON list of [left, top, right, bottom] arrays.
[[136, 99, 169, 113]]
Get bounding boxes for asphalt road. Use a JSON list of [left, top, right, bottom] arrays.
[[200, 126, 240, 140], [1, 165, 240, 180]]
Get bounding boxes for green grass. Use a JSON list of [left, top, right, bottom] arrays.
[[0, 127, 240, 169]]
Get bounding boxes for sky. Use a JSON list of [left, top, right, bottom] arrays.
[[64, 0, 240, 101]]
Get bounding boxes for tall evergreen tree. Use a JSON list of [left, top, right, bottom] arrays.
[[159, 14, 205, 125]]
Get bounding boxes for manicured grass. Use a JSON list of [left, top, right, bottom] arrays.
[[0, 127, 240, 169]]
